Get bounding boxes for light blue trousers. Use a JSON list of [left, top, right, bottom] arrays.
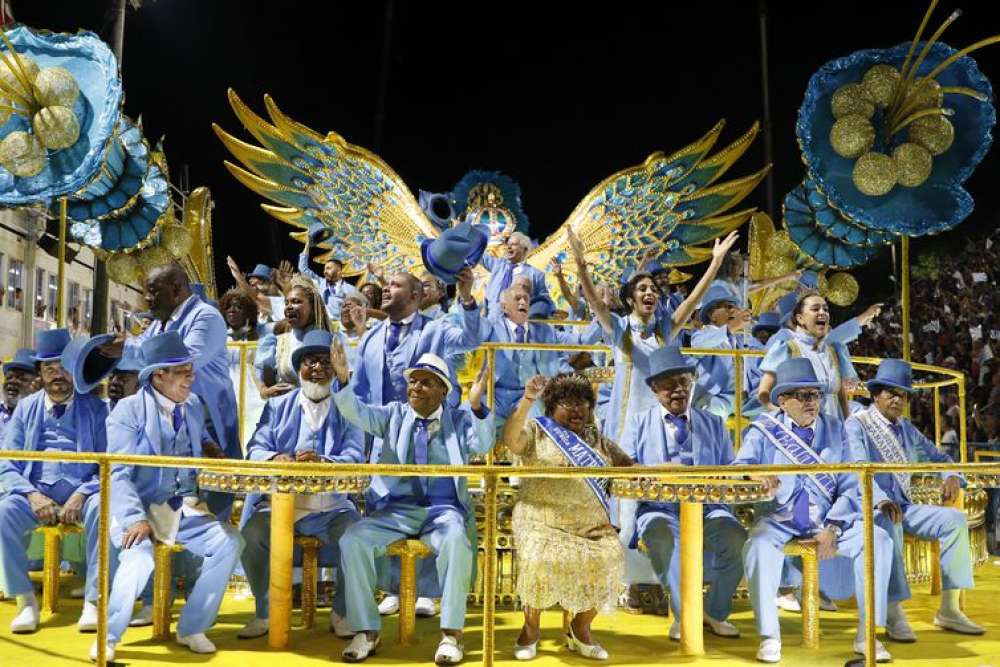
[[0, 490, 100, 601], [106, 513, 242, 644], [340, 504, 473, 633], [241, 506, 359, 618], [877, 503, 973, 602], [743, 517, 893, 640], [639, 511, 747, 621]]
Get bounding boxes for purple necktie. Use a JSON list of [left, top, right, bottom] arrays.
[[172, 405, 183, 433], [665, 413, 688, 444], [413, 418, 431, 494], [792, 425, 814, 444], [791, 488, 812, 533], [52, 404, 67, 419], [515, 324, 526, 343], [386, 321, 403, 353]]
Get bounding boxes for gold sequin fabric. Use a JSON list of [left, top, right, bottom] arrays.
[[512, 421, 625, 615]]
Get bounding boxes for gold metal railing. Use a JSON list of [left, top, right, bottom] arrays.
[[2, 448, 999, 667]]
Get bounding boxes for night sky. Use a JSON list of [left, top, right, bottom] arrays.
[[16, 1, 1000, 306]]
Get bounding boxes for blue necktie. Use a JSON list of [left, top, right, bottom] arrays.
[[386, 321, 403, 353], [890, 422, 903, 441], [172, 405, 183, 433], [515, 324, 526, 343], [791, 487, 812, 533], [792, 425, 814, 444], [52, 404, 67, 419], [167, 496, 184, 511], [413, 418, 431, 494], [499, 267, 513, 292], [665, 413, 688, 444]]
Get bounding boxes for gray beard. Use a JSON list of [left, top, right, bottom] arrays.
[[301, 380, 332, 401]]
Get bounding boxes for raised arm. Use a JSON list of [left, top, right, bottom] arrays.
[[669, 231, 739, 339], [567, 228, 613, 336], [297, 237, 324, 286], [330, 337, 392, 437], [502, 375, 547, 456], [550, 260, 581, 316]]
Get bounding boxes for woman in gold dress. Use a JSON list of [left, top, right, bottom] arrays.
[[504, 373, 633, 661]]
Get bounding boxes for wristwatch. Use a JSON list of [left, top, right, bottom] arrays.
[[824, 521, 844, 538]]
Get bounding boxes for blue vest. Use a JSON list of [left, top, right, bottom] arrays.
[[150, 405, 196, 504], [35, 402, 82, 487]]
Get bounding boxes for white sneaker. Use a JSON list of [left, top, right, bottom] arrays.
[[668, 620, 681, 641], [177, 632, 217, 654], [88, 641, 116, 663], [703, 612, 740, 638], [236, 617, 269, 639], [329, 610, 353, 638], [77, 601, 99, 632], [416, 597, 437, 617], [756, 637, 781, 663], [775, 594, 801, 613], [10, 596, 39, 634], [853, 637, 892, 663], [377, 594, 399, 615], [129, 604, 154, 627], [434, 634, 465, 665], [343, 633, 380, 662]]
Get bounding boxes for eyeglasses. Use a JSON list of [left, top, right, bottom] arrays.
[[881, 388, 909, 400], [786, 390, 822, 403], [556, 399, 592, 413], [300, 356, 333, 369]]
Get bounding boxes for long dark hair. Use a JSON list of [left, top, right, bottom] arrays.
[[618, 271, 661, 312]]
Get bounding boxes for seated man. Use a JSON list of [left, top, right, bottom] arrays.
[[735, 358, 894, 664], [1, 348, 38, 440], [95, 332, 241, 661], [331, 346, 493, 664], [106, 347, 143, 411], [238, 329, 365, 639], [846, 359, 984, 641], [0, 329, 108, 634], [622, 345, 746, 641]]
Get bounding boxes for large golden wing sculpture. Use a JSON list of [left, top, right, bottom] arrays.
[[526, 121, 770, 286], [213, 90, 438, 277]]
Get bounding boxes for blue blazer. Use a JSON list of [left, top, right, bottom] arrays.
[[480, 254, 550, 318], [735, 411, 859, 528], [0, 390, 108, 497], [333, 385, 495, 513], [131, 295, 240, 461], [106, 386, 209, 528], [352, 309, 480, 407], [845, 411, 958, 507]]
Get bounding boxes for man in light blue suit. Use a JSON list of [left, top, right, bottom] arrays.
[[299, 234, 359, 321], [0, 329, 108, 635], [735, 357, 894, 663], [95, 332, 241, 661], [237, 330, 365, 640], [331, 348, 493, 665], [621, 345, 746, 641], [480, 232, 549, 319], [0, 348, 37, 441], [846, 359, 984, 641]]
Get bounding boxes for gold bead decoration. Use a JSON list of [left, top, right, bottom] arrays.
[[767, 230, 797, 257], [161, 223, 193, 257], [852, 151, 897, 196], [765, 253, 796, 279], [830, 114, 876, 158], [861, 64, 900, 106], [906, 79, 943, 111], [908, 115, 955, 156], [137, 245, 173, 274], [892, 142, 933, 187], [107, 252, 143, 285], [816, 271, 829, 296], [32, 67, 80, 108], [830, 83, 875, 119], [0, 130, 46, 177], [0, 97, 15, 124], [0, 54, 39, 96], [32, 106, 81, 150], [825, 272, 860, 307]]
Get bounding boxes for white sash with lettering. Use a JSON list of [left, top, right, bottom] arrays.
[[856, 407, 911, 496], [535, 416, 612, 520], [751, 413, 837, 502]]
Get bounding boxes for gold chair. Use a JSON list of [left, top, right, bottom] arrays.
[[294, 536, 322, 628], [35, 524, 82, 614], [783, 539, 820, 649], [386, 538, 433, 646], [152, 542, 186, 640]]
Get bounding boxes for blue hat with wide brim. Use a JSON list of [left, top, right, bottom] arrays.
[[528, 296, 555, 319], [138, 331, 194, 385], [3, 348, 36, 375], [777, 292, 799, 326], [770, 357, 823, 405], [248, 264, 272, 281], [699, 284, 739, 324], [866, 358, 915, 394], [32, 328, 73, 362], [645, 345, 697, 387], [112, 345, 144, 374], [420, 222, 488, 285], [291, 329, 334, 371], [752, 311, 782, 336], [308, 221, 334, 246], [60, 334, 119, 394]]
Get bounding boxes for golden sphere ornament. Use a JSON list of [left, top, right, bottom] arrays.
[[137, 245, 173, 274], [765, 254, 796, 278], [32, 106, 81, 150], [830, 114, 876, 158], [908, 115, 955, 156], [830, 84, 875, 119], [825, 272, 859, 306], [907, 79, 943, 111], [852, 151, 897, 196], [816, 271, 829, 295], [0, 54, 39, 95], [0, 130, 46, 177], [106, 252, 142, 285], [767, 230, 797, 257], [892, 142, 933, 187], [32, 67, 80, 108], [861, 64, 900, 106], [161, 224, 193, 257]]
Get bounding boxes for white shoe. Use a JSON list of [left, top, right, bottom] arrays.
[[129, 604, 154, 627], [236, 617, 269, 639], [176, 632, 217, 654], [10, 596, 39, 634], [71, 585, 85, 599], [704, 612, 740, 638], [377, 594, 399, 615], [853, 637, 892, 663], [775, 594, 801, 613], [819, 596, 838, 612], [77, 601, 99, 633], [513, 640, 538, 660], [343, 633, 380, 662], [435, 634, 465, 665], [885, 610, 917, 643], [565, 626, 609, 660], [756, 637, 781, 663], [329, 610, 353, 638], [668, 620, 680, 641], [416, 596, 437, 617], [88, 641, 116, 663], [934, 609, 986, 635]]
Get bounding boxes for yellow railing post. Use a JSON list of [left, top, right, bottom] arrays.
[[96, 461, 111, 667], [959, 375, 968, 463], [934, 386, 942, 450], [733, 350, 744, 450], [482, 474, 498, 667], [861, 471, 876, 667]]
